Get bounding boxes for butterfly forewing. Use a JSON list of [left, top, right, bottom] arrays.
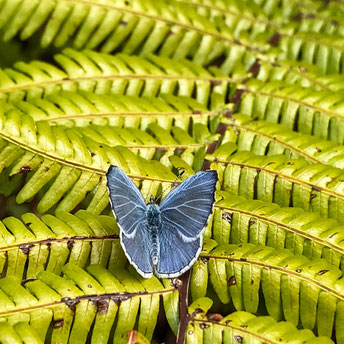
[[159, 171, 218, 242], [106, 166, 147, 237]]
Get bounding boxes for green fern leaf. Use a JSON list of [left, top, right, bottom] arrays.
[[213, 152, 344, 223], [212, 191, 344, 270], [238, 79, 344, 143], [277, 31, 344, 74], [0, 108, 200, 213], [0, 322, 43, 344], [0, 210, 123, 280], [174, 0, 274, 42], [4, 90, 225, 133], [186, 301, 334, 343], [0, 0, 265, 65], [0, 263, 178, 342], [0, 49, 237, 109], [204, 243, 343, 340], [220, 113, 344, 168], [254, 59, 344, 92]]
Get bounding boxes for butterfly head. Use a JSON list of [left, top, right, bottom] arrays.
[[148, 195, 156, 204]]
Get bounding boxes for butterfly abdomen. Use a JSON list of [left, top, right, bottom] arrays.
[[146, 204, 162, 266]]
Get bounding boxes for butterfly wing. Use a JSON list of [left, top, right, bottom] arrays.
[[107, 166, 153, 277], [160, 170, 218, 242], [121, 230, 153, 278], [106, 166, 147, 237], [156, 226, 202, 278]]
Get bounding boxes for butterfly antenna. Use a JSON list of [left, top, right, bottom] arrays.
[[152, 167, 186, 204]]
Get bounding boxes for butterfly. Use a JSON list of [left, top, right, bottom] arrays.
[[106, 166, 218, 278]]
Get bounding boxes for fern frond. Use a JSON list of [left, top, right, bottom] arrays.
[[0, 49, 237, 109], [277, 31, 344, 74], [213, 152, 344, 223], [4, 90, 224, 134], [254, 60, 344, 92], [212, 191, 344, 271], [219, 113, 344, 168], [204, 243, 343, 340], [186, 299, 333, 343], [0, 0, 265, 65], [0, 263, 178, 342], [0, 322, 43, 344], [238, 79, 344, 143], [0, 210, 123, 280], [174, 0, 276, 41], [0, 109, 186, 213], [250, 0, 313, 19]]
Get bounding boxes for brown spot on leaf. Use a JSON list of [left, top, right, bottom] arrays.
[[192, 110, 202, 114], [268, 33, 280, 47], [171, 278, 183, 289], [234, 335, 243, 343], [53, 319, 64, 329], [199, 323, 209, 329], [210, 79, 222, 86], [97, 299, 109, 313], [19, 243, 34, 255], [207, 313, 223, 321], [222, 212, 233, 223], [228, 276, 236, 286], [312, 186, 321, 192], [223, 109, 233, 118], [291, 13, 303, 21], [67, 240, 74, 250], [61, 297, 79, 311], [126, 330, 138, 344], [20, 165, 32, 174], [318, 269, 329, 275]]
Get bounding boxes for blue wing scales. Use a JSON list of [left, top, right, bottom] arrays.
[[106, 166, 147, 238], [121, 229, 153, 278], [160, 171, 218, 241], [157, 225, 202, 278]]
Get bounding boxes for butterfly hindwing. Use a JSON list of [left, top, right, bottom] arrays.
[[159, 170, 218, 242], [157, 224, 202, 278], [106, 166, 147, 238], [121, 230, 153, 278]]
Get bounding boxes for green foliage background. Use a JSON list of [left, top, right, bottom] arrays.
[[0, 0, 344, 343]]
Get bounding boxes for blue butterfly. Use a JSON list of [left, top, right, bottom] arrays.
[[106, 166, 218, 278]]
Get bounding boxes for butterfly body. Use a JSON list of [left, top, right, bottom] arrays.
[[145, 204, 161, 266], [106, 166, 218, 278]]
